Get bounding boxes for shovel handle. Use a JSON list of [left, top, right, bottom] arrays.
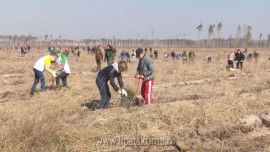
[[133, 78, 140, 102], [52, 77, 55, 90]]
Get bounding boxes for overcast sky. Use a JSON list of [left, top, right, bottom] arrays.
[[0, 0, 269, 40]]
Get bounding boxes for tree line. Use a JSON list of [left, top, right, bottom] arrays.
[[0, 24, 270, 48]]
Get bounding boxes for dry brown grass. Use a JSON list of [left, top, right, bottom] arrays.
[[0, 47, 270, 151]]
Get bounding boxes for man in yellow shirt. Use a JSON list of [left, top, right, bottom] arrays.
[[30, 50, 59, 96]]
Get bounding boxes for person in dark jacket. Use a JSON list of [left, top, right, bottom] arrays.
[[91, 46, 97, 53], [21, 47, 25, 57], [135, 48, 154, 105], [96, 61, 128, 109], [235, 49, 245, 69], [154, 50, 158, 59], [104, 45, 116, 66], [171, 51, 176, 60], [254, 51, 259, 62], [76, 46, 81, 57], [182, 51, 188, 64], [87, 46, 91, 54], [247, 53, 253, 62]]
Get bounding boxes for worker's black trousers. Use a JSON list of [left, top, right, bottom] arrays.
[[236, 62, 243, 70], [96, 78, 111, 109], [56, 72, 69, 87]]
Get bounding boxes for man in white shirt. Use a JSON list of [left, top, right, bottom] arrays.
[[30, 50, 59, 96]]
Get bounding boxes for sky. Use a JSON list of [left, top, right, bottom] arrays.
[[0, 0, 269, 40]]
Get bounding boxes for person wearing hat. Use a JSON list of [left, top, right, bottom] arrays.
[[30, 49, 59, 96], [135, 48, 154, 105], [55, 51, 71, 88]]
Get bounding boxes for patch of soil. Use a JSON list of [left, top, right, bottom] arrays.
[[185, 113, 270, 151], [11, 80, 25, 85], [1, 91, 12, 99], [196, 122, 237, 140], [82, 100, 100, 111]]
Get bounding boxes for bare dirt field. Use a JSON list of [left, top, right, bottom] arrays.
[[0, 47, 270, 152]]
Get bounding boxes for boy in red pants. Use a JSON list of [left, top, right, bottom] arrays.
[[135, 48, 154, 104]]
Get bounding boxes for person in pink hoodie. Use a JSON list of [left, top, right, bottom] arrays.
[[228, 50, 235, 68]]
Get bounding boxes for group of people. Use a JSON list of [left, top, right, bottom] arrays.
[[246, 51, 259, 62], [119, 48, 159, 62], [227, 49, 259, 70], [96, 47, 155, 109], [30, 45, 264, 110], [30, 49, 71, 96], [164, 51, 195, 64], [120, 50, 137, 63], [30, 45, 155, 110]]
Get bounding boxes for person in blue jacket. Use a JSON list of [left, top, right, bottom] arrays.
[[96, 61, 128, 109], [120, 50, 126, 61]]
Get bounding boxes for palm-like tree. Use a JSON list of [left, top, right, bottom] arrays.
[[196, 23, 203, 46], [208, 24, 214, 39], [216, 22, 223, 47], [217, 22, 223, 39], [208, 24, 215, 47]]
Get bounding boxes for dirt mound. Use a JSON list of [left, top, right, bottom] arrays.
[[237, 114, 263, 133], [260, 112, 270, 127], [197, 122, 237, 140], [0, 90, 29, 103], [185, 112, 270, 151]]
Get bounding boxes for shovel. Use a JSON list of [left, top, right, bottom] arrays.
[[52, 76, 55, 90], [133, 78, 140, 104]]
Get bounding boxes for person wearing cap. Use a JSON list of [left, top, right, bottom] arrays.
[[30, 50, 59, 96], [135, 48, 154, 105], [96, 61, 128, 109], [55, 51, 71, 89]]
